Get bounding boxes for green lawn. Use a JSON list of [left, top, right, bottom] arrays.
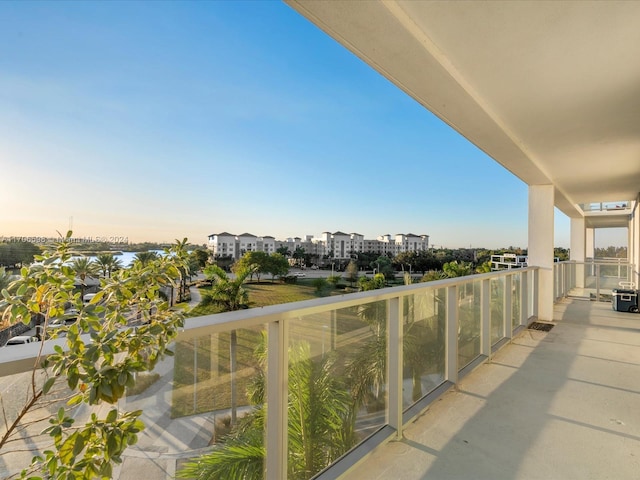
[[245, 282, 320, 306], [186, 281, 323, 318], [172, 281, 377, 418], [174, 282, 326, 417], [172, 327, 263, 418]]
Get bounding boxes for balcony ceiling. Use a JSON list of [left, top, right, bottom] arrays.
[[288, 1, 640, 222]]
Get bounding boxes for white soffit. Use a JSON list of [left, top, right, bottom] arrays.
[[287, 0, 640, 219]]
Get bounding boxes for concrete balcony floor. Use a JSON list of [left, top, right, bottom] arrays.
[[344, 299, 640, 480]]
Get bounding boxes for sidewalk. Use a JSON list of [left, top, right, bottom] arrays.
[[114, 354, 215, 479], [114, 284, 210, 479]]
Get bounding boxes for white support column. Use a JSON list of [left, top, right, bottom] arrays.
[[631, 199, 640, 287], [529, 185, 555, 321], [585, 227, 596, 277], [586, 228, 595, 259], [570, 217, 586, 288]]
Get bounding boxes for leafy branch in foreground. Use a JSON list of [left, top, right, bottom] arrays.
[[0, 231, 188, 479]]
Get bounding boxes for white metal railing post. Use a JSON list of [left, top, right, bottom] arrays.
[[480, 278, 491, 357], [596, 264, 601, 302], [520, 271, 528, 325], [445, 285, 459, 384], [266, 320, 288, 480], [387, 297, 403, 439], [504, 275, 513, 339], [533, 268, 539, 318]]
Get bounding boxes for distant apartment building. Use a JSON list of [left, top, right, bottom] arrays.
[[490, 253, 528, 271], [208, 231, 429, 261]]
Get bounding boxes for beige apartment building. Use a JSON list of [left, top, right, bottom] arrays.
[[207, 231, 429, 260]]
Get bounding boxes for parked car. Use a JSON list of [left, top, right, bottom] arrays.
[[45, 310, 79, 336], [83, 293, 97, 305], [293, 272, 306, 277], [4, 336, 39, 346]]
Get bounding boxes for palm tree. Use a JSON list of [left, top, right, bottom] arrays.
[[95, 253, 123, 278], [177, 338, 355, 480], [0, 267, 13, 292], [203, 264, 252, 311], [292, 247, 306, 268], [133, 251, 158, 267], [443, 260, 473, 278], [172, 238, 194, 302], [70, 257, 98, 299], [202, 264, 253, 425], [346, 300, 387, 411], [402, 292, 446, 402]]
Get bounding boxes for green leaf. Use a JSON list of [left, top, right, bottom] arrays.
[[67, 371, 79, 390], [59, 433, 77, 464], [89, 387, 97, 404], [72, 432, 85, 457], [42, 377, 56, 395], [67, 394, 83, 407], [106, 409, 118, 423], [118, 371, 128, 386], [106, 435, 119, 460], [90, 290, 105, 304]]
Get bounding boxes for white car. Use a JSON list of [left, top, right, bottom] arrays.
[[83, 293, 97, 305], [5, 336, 39, 346], [293, 272, 306, 277]]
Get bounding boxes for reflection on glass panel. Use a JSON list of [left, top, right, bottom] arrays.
[[290, 301, 388, 479], [490, 277, 505, 345], [402, 288, 446, 408], [585, 262, 597, 289], [0, 369, 80, 477], [172, 326, 266, 477], [512, 274, 521, 328], [458, 281, 481, 369], [599, 263, 630, 292]]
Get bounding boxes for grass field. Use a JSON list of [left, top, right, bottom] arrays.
[[174, 281, 334, 417], [172, 327, 263, 418], [172, 281, 384, 418], [186, 281, 325, 318]]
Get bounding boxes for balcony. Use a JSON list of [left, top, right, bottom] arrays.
[[343, 295, 640, 480], [2, 261, 636, 479]]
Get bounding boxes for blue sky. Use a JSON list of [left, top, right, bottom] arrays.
[[0, 1, 625, 248]]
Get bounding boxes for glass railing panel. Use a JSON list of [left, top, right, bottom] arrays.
[[172, 326, 267, 476], [402, 288, 446, 408], [0, 368, 77, 477], [584, 262, 597, 290], [458, 280, 481, 369], [490, 277, 505, 345], [290, 301, 388, 479], [512, 273, 521, 328]]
